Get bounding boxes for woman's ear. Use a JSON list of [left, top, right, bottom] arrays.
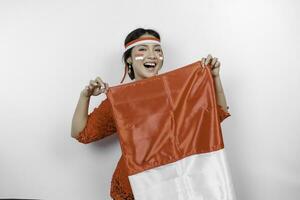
[[127, 57, 132, 65]]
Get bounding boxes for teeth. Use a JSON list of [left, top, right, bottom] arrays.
[[144, 63, 156, 66]]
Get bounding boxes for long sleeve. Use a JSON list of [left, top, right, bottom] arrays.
[[76, 98, 117, 144], [217, 104, 231, 123], [110, 155, 135, 199]]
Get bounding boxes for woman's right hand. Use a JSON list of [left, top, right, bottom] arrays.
[[80, 77, 109, 98]]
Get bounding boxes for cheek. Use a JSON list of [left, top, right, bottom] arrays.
[[134, 53, 145, 61], [158, 52, 164, 60], [159, 55, 164, 61]]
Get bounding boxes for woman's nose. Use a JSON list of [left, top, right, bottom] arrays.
[[148, 49, 156, 59]]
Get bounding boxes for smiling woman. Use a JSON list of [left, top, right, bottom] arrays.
[[71, 27, 232, 200]]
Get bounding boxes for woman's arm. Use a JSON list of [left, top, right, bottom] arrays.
[[213, 75, 229, 112], [71, 93, 90, 138], [202, 54, 229, 113]]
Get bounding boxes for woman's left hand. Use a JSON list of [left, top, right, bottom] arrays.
[[201, 54, 221, 77]]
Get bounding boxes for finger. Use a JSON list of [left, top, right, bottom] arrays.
[[93, 87, 101, 94], [102, 82, 110, 94], [201, 58, 206, 68], [95, 77, 105, 89], [205, 54, 212, 65], [211, 57, 218, 67], [88, 85, 93, 90], [89, 80, 97, 87], [215, 61, 221, 68], [100, 87, 106, 93], [104, 82, 109, 91]]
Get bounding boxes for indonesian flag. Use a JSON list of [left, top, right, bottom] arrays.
[[107, 60, 236, 200]]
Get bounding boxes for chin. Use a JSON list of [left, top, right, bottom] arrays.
[[145, 72, 157, 78]]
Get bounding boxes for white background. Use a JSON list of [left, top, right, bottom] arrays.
[[0, 0, 299, 199]]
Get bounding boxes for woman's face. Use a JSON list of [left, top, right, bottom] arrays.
[[127, 34, 164, 80]]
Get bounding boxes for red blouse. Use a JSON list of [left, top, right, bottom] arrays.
[[76, 98, 231, 200]]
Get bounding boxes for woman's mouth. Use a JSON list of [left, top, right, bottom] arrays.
[[143, 62, 157, 72], [143, 62, 156, 68]]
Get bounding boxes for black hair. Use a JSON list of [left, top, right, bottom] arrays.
[[122, 28, 161, 80]]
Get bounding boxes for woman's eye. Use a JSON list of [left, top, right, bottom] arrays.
[[138, 48, 146, 51], [155, 49, 162, 52]]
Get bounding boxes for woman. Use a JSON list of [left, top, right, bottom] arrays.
[[71, 28, 230, 200]]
